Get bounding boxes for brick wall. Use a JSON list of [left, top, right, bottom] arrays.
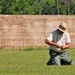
[[0, 15, 75, 49]]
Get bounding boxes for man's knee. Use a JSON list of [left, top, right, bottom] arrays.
[[61, 59, 74, 65]]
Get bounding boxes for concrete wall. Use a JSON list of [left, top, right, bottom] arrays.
[[0, 15, 75, 49]]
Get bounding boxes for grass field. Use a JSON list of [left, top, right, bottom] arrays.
[[0, 47, 75, 75]]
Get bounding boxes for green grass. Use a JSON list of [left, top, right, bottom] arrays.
[[0, 48, 75, 75]]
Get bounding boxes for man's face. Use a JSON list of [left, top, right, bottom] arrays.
[[57, 29, 64, 35]]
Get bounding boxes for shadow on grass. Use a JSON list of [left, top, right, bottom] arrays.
[[23, 47, 48, 51], [23, 47, 34, 51], [0, 46, 48, 51]]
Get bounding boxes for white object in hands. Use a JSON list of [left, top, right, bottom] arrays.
[[56, 41, 63, 51], [57, 41, 63, 46]]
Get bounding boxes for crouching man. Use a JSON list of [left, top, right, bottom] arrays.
[[45, 22, 74, 65]]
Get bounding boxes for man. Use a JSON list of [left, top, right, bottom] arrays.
[[45, 22, 74, 65]]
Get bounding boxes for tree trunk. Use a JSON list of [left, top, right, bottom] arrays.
[[55, 0, 59, 14], [37, 0, 42, 15]]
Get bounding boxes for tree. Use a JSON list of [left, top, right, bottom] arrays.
[[42, 2, 57, 15], [37, 0, 42, 14], [55, 0, 59, 14], [70, 3, 75, 14], [59, 5, 67, 15], [0, 0, 75, 15], [64, 0, 71, 15]]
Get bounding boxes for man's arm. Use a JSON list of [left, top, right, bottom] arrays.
[[61, 43, 71, 49], [45, 39, 61, 48]]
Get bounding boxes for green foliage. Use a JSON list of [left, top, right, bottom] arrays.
[[70, 4, 75, 14], [59, 5, 68, 15], [0, 0, 75, 15], [42, 2, 57, 15]]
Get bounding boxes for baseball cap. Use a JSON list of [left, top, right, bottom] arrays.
[[58, 22, 68, 32]]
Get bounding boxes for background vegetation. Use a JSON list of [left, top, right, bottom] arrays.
[[0, 0, 75, 15], [0, 47, 75, 75]]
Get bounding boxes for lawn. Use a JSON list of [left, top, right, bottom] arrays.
[[0, 47, 75, 75]]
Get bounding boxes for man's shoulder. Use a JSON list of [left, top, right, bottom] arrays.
[[52, 29, 57, 33], [51, 29, 57, 34], [63, 32, 70, 36], [64, 32, 69, 35]]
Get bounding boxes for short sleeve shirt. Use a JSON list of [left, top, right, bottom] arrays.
[[47, 29, 71, 52]]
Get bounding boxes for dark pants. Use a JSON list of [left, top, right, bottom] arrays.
[[47, 49, 74, 65]]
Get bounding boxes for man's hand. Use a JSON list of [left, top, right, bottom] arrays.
[[61, 43, 71, 49], [45, 39, 61, 48], [55, 43, 61, 48], [61, 45, 65, 49]]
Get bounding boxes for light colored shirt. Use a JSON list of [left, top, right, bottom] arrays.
[[47, 29, 71, 52]]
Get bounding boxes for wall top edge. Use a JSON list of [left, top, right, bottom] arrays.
[[0, 15, 75, 16]]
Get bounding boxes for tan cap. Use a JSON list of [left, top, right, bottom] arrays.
[[58, 22, 68, 32]]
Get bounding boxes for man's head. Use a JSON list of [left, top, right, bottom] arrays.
[[58, 22, 68, 32], [57, 22, 68, 34]]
